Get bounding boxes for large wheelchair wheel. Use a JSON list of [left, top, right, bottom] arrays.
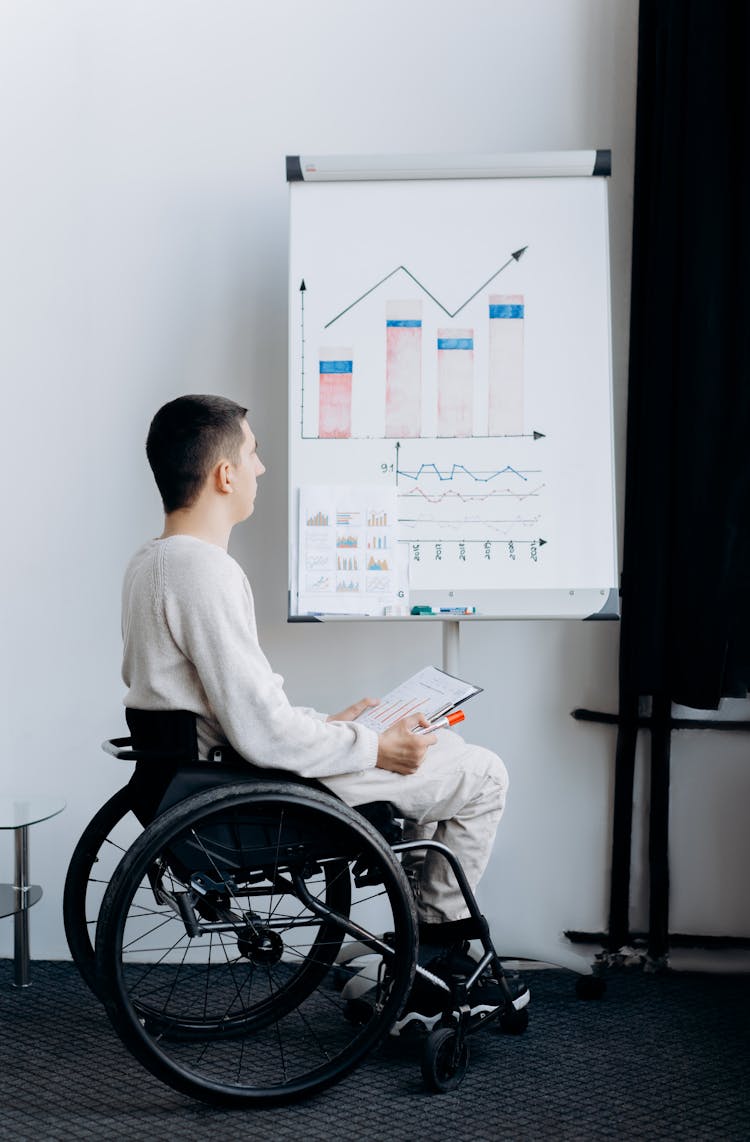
[[63, 785, 141, 998], [96, 782, 416, 1107]]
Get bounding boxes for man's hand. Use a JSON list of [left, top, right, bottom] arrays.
[[327, 697, 379, 723], [376, 714, 436, 775]]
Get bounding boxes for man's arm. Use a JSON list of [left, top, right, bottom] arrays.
[[163, 545, 379, 778]]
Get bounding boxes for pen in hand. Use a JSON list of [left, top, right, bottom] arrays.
[[412, 709, 465, 735]]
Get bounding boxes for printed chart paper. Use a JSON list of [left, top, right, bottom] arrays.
[[297, 485, 406, 616], [354, 665, 482, 732]]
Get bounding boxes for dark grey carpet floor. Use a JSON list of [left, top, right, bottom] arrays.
[[1, 960, 749, 1141]]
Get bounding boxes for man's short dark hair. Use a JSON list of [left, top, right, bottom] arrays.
[[146, 395, 248, 513]]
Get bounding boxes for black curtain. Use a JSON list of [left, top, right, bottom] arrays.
[[622, 0, 750, 710]]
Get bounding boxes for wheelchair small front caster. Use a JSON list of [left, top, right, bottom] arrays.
[[421, 1026, 470, 1093], [498, 1004, 529, 1035]]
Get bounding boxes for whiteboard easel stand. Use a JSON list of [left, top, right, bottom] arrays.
[[442, 619, 461, 676]]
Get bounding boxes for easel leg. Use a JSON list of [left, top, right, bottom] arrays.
[[442, 619, 460, 675]]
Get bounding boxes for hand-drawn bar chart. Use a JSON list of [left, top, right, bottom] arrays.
[[489, 296, 524, 436], [386, 301, 422, 437], [437, 329, 474, 437], [312, 289, 525, 440], [319, 349, 353, 438]]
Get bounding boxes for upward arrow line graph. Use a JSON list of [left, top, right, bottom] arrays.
[[324, 247, 528, 329]]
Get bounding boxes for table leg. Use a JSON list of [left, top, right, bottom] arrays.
[[13, 825, 31, 988]]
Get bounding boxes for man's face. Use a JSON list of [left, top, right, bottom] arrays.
[[233, 419, 265, 520]]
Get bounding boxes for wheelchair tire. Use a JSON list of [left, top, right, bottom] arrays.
[[63, 785, 139, 999], [421, 1027, 470, 1093], [96, 781, 417, 1107]]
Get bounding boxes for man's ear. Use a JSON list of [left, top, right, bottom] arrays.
[[214, 460, 233, 495]]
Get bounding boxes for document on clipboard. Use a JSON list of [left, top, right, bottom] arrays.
[[354, 666, 482, 733]]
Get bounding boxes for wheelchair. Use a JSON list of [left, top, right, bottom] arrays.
[[64, 710, 530, 1107]]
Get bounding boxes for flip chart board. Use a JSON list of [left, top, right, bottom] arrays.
[[287, 152, 618, 620]]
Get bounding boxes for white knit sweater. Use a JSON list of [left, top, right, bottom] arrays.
[[121, 536, 379, 777]]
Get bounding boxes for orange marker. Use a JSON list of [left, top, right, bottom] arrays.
[[413, 709, 465, 734]]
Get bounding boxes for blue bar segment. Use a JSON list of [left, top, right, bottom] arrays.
[[320, 360, 353, 373], [489, 304, 524, 319], [386, 319, 422, 327], [437, 337, 474, 350]]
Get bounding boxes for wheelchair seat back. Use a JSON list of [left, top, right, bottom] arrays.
[[120, 709, 403, 882], [124, 708, 328, 826]]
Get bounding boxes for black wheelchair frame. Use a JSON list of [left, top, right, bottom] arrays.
[[64, 713, 530, 1106]]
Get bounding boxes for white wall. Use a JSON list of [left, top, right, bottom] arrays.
[[6, 0, 732, 969]]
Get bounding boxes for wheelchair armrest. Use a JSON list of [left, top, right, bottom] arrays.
[[101, 737, 194, 763]]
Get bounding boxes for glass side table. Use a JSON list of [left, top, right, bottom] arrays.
[[0, 797, 66, 987]]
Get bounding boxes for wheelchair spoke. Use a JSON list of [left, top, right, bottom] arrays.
[[121, 912, 182, 954], [156, 940, 192, 1012], [125, 936, 193, 997], [214, 929, 259, 1014], [101, 836, 130, 856]]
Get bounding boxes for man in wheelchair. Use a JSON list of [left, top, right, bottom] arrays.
[[121, 394, 521, 1034]]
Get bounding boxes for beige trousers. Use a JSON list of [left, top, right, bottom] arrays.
[[320, 730, 509, 922]]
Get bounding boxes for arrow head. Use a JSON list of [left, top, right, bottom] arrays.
[[300, 279, 306, 291], [539, 538, 547, 546], [511, 246, 528, 261], [532, 430, 545, 440]]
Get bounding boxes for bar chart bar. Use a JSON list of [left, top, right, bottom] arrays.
[[488, 294, 524, 435], [319, 348, 353, 438], [437, 329, 474, 437], [385, 301, 422, 437]]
